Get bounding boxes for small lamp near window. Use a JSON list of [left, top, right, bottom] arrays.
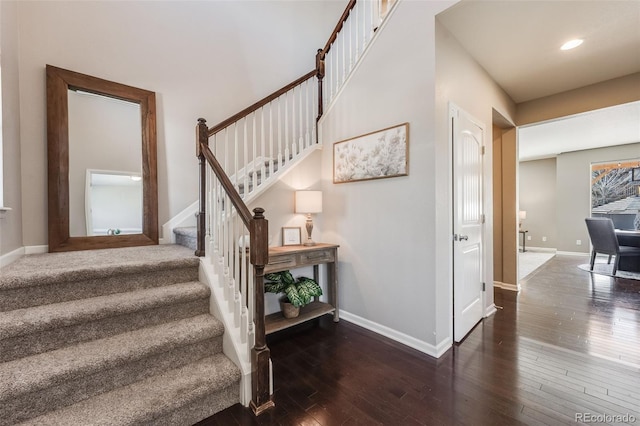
[[295, 190, 322, 246], [519, 210, 527, 229]]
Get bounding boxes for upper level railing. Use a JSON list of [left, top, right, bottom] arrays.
[[317, 0, 380, 112], [195, 0, 389, 415]]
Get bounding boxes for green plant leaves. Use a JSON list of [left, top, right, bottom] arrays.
[[264, 280, 286, 294], [284, 283, 304, 308], [264, 272, 322, 308]]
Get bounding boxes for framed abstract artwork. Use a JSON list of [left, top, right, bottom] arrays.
[[333, 123, 409, 184]]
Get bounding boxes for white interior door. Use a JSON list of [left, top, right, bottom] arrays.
[[452, 106, 484, 342]]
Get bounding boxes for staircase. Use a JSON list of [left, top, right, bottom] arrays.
[[0, 245, 240, 425], [191, 0, 390, 413]]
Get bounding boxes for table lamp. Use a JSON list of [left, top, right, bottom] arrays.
[[295, 190, 322, 246], [519, 210, 527, 229]]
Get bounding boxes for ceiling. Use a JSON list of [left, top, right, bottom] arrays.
[[437, 1, 640, 161], [518, 101, 640, 161]]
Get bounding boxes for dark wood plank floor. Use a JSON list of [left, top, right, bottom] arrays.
[[197, 255, 640, 425]]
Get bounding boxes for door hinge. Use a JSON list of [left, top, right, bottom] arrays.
[[481, 146, 485, 155], [481, 214, 485, 224], [482, 282, 486, 291]]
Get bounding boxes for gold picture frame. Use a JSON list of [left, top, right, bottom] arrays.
[[282, 227, 302, 246], [333, 123, 409, 184]]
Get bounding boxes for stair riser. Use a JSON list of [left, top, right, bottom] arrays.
[[0, 266, 198, 312], [0, 298, 210, 363], [148, 383, 240, 426], [1, 337, 222, 425], [175, 234, 196, 251]]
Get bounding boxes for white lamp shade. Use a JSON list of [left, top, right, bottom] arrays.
[[295, 191, 323, 214], [519, 210, 527, 220]]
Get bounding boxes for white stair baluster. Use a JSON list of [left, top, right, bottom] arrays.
[[260, 107, 266, 184], [243, 117, 248, 194]]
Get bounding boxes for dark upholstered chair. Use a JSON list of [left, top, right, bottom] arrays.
[[585, 217, 640, 275]]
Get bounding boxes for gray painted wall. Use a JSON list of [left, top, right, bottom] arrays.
[[556, 143, 640, 253], [519, 158, 557, 249], [1, 0, 24, 257], [520, 143, 640, 254]]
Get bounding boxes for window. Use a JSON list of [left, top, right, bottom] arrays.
[[591, 159, 640, 230]]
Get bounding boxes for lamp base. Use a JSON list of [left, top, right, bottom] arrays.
[[304, 215, 316, 246]]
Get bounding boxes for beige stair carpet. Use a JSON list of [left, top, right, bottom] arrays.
[[0, 245, 240, 425]]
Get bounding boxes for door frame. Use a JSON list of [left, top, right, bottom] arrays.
[[448, 102, 492, 342]]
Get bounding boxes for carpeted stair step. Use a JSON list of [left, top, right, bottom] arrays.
[[0, 314, 224, 425], [173, 226, 197, 250], [0, 245, 199, 311], [17, 353, 241, 426], [0, 282, 211, 362]]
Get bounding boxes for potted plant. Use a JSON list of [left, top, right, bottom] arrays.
[[264, 270, 323, 318]]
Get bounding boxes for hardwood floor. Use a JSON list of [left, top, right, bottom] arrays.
[[197, 255, 640, 425]]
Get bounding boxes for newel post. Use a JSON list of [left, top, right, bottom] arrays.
[[315, 48, 325, 125], [195, 118, 208, 257], [249, 207, 274, 415]]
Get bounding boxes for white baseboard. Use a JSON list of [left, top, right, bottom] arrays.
[[556, 250, 590, 256], [0, 246, 24, 268], [339, 309, 449, 358], [25, 245, 48, 254], [494, 280, 520, 292], [485, 304, 497, 317], [521, 246, 557, 253]]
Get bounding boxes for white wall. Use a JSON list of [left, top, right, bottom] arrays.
[[434, 22, 516, 344], [14, 0, 344, 247], [0, 0, 23, 256], [319, 1, 456, 354]]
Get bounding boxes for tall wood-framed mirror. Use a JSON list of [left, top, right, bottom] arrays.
[[46, 65, 158, 252]]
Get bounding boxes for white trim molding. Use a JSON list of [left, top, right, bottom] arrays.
[[0, 246, 24, 268], [340, 310, 449, 358], [523, 246, 557, 253], [494, 280, 520, 292], [160, 200, 198, 245], [556, 251, 590, 256], [0, 206, 11, 220], [485, 304, 497, 317], [25, 245, 48, 255]]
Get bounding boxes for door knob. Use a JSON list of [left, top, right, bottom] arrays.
[[453, 234, 469, 241]]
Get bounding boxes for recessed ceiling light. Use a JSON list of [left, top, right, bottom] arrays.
[[561, 39, 583, 51]]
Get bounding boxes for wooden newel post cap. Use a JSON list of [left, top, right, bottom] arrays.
[[253, 207, 265, 219], [197, 118, 207, 125]]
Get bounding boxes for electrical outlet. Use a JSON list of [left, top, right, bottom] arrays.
[[527, 236, 532, 241], [576, 240, 582, 245], [542, 236, 547, 242]]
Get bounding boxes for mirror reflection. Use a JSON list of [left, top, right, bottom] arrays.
[[68, 90, 142, 237], [84, 170, 143, 236]]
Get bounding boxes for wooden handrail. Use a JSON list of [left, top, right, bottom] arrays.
[[198, 121, 252, 227], [321, 0, 357, 55], [208, 70, 316, 137]]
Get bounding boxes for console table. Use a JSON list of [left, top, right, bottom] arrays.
[[519, 230, 528, 252], [264, 243, 339, 334]]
